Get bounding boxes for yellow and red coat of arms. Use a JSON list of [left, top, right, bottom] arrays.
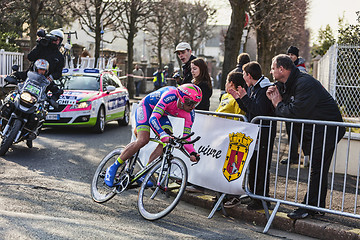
[[223, 132, 253, 182]]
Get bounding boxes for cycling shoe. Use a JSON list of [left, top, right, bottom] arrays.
[[104, 161, 121, 187], [136, 175, 154, 188]]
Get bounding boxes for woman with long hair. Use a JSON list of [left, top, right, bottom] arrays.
[[191, 58, 213, 111]]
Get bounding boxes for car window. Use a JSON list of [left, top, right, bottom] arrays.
[[109, 75, 122, 88], [60, 75, 100, 91], [102, 73, 123, 89]]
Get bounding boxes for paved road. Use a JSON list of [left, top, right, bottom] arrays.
[[0, 120, 313, 239]]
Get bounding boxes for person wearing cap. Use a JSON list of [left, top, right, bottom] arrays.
[[174, 42, 196, 84], [287, 46, 306, 72]]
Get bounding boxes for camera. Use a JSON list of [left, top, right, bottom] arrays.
[[36, 29, 58, 46]]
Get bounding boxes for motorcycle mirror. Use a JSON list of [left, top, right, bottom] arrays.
[[12, 65, 19, 72]]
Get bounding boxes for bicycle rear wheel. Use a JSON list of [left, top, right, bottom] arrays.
[[91, 148, 125, 203], [137, 157, 188, 220]]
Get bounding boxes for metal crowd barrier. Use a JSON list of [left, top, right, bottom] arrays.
[[195, 110, 248, 218], [247, 116, 360, 233]]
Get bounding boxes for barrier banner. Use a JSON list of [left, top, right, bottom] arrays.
[[131, 104, 259, 195]]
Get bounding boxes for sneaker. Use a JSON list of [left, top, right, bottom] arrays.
[[246, 200, 271, 210], [287, 208, 314, 219], [224, 197, 241, 208], [136, 176, 154, 188], [104, 161, 121, 187], [280, 158, 298, 165]]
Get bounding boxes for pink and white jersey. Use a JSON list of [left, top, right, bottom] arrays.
[[139, 86, 196, 154]]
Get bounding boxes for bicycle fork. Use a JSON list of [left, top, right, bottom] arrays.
[[150, 146, 172, 199]]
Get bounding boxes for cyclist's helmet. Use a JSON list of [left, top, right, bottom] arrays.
[[49, 29, 64, 44], [34, 59, 50, 75], [177, 84, 202, 108]]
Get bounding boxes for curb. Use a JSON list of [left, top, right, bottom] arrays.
[[181, 191, 360, 240]]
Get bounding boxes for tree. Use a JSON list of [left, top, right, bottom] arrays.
[[69, 0, 121, 66], [311, 25, 335, 57], [0, 32, 20, 52], [337, 12, 360, 45], [251, 0, 309, 78], [146, 0, 173, 68], [0, 0, 72, 48], [181, 1, 217, 53], [221, 0, 248, 90], [116, 0, 151, 98], [164, 0, 216, 72]]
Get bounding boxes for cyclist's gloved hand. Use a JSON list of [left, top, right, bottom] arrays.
[[190, 151, 200, 163], [160, 135, 170, 143]]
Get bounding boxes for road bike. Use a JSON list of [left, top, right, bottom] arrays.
[[91, 132, 200, 220]]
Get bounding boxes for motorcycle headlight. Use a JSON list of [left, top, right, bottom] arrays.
[[69, 101, 91, 109], [20, 92, 37, 104]]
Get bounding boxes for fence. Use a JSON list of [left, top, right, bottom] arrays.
[[317, 44, 360, 122], [0, 49, 24, 87], [244, 116, 360, 233]]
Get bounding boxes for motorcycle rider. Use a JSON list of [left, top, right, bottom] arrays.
[[15, 28, 65, 103]]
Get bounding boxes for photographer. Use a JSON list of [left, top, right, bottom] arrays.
[[28, 29, 65, 81], [26, 29, 65, 102]]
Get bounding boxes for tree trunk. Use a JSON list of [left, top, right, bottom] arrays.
[[127, 30, 135, 98], [94, 1, 101, 67], [221, 0, 248, 91], [29, 0, 41, 49]]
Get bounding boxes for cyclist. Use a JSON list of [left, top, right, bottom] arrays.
[[104, 84, 202, 187]]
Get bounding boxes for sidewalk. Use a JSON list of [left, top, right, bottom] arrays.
[[130, 89, 360, 239], [180, 188, 360, 239]]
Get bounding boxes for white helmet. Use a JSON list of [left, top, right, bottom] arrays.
[[34, 59, 49, 74], [50, 29, 64, 42]]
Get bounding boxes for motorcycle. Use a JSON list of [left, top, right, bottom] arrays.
[[0, 65, 56, 155]]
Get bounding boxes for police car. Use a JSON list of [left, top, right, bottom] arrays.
[[44, 68, 130, 133]]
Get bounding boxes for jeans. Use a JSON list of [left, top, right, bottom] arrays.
[[135, 81, 141, 96]]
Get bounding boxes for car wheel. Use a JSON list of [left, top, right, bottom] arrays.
[[94, 106, 105, 133], [118, 103, 130, 126]]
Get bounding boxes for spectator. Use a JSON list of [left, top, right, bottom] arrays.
[[228, 61, 276, 210], [281, 46, 309, 165], [174, 42, 196, 84], [133, 64, 144, 97], [153, 67, 165, 90], [112, 62, 120, 77], [287, 46, 306, 72], [216, 70, 222, 89], [163, 65, 169, 80], [172, 71, 182, 86], [266, 54, 345, 219], [215, 72, 246, 116], [220, 52, 250, 100], [191, 58, 213, 111], [231, 53, 251, 73]]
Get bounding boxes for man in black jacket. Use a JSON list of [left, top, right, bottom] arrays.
[[27, 29, 65, 101], [266, 54, 345, 219], [174, 42, 196, 84]]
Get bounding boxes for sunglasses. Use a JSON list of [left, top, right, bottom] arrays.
[[184, 97, 199, 107]]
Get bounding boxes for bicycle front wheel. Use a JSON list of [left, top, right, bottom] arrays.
[[91, 148, 124, 203], [137, 157, 188, 220]]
